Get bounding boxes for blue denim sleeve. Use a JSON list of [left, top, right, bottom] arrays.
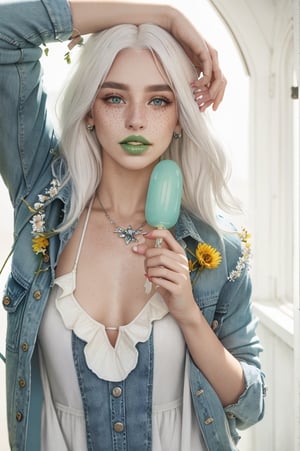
[[0, 0, 73, 204], [218, 261, 266, 428]]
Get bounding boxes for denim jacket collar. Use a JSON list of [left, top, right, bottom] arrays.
[[175, 208, 204, 244]]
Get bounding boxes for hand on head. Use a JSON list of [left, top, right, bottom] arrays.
[[168, 8, 226, 112], [70, 1, 226, 112]]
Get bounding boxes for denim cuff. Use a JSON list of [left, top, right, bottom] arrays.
[[0, 0, 73, 50], [42, 0, 73, 41], [224, 361, 266, 428]]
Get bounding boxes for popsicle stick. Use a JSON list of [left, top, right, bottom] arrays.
[[154, 226, 164, 248]]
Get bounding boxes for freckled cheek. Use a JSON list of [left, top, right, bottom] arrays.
[[93, 107, 124, 132], [93, 106, 177, 137], [146, 110, 178, 139]]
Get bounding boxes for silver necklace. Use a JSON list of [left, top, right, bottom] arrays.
[[97, 196, 147, 245]]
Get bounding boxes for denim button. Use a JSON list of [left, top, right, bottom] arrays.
[[113, 422, 124, 432], [43, 254, 50, 263], [19, 378, 26, 388], [21, 343, 29, 352], [112, 386, 122, 398], [16, 411, 23, 422], [204, 417, 214, 425], [3, 296, 11, 306], [195, 389, 204, 396], [33, 290, 42, 300]]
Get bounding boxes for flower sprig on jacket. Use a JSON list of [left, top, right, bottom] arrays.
[[43, 32, 84, 64], [22, 179, 60, 273], [228, 227, 252, 282], [187, 242, 222, 286]]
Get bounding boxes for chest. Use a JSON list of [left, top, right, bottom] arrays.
[[55, 209, 154, 331]]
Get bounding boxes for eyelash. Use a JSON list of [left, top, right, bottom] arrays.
[[101, 94, 172, 107], [149, 97, 171, 107], [103, 95, 124, 105]]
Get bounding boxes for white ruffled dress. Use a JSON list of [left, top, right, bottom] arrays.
[[38, 202, 207, 451]]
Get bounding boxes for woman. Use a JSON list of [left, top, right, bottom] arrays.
[[0, 1, 265, 450]]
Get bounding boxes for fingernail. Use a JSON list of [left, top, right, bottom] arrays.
[[132, 245, 138, 252]]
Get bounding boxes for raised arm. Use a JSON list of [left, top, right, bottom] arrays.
[[0, 0, 73, 204], [0, 0, 225, 205]]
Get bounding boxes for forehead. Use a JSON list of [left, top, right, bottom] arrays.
[[104, 48, 170, 87]]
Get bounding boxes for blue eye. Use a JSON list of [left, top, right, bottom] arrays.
[[106, 96, 124, 104], [150, 97, 170, 107]]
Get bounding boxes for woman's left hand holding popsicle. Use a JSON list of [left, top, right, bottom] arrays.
[[134, 231, 246, 406], [133, 229, 198, 325]]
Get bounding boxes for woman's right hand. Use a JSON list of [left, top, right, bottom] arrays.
[[167, 7, 227, 111]]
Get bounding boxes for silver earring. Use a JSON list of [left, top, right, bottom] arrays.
[[173, 131, 182, 139], [87, 124, 95, 132]]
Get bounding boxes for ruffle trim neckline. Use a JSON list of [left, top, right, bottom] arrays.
[[55, 271, 169, 382]]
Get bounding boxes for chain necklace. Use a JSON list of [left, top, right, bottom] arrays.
[[97, 196, 147, 245]]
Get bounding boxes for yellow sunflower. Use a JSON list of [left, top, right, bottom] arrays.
[[195, 243, 222, 269], [32, 235, 49, 255]]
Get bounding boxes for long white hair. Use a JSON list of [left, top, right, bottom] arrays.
[[56, 24, 239, 231]]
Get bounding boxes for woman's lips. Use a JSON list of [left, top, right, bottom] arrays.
[[119, 135, 152, 155]]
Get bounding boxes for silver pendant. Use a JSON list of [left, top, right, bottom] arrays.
[[114, 225, 147, 245]]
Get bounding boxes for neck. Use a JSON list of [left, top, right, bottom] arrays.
[[97, 164, 155, 220]]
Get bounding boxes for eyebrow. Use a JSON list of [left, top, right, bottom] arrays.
[[101, 81, 173, 92]]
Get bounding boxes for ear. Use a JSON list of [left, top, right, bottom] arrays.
[[175, 117, 182, 130], [86, 109, 94, 120], [85, 110, 94, 128], [174, 124, 182, 135]]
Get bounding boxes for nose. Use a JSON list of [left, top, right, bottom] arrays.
[[125, 102, 147, 130]]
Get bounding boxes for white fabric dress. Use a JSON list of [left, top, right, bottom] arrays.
[[38, 203, 207, 451]]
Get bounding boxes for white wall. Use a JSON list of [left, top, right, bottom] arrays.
[[211, 0, 299, 449]]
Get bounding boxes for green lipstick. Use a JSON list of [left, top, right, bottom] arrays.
[[119, 135, 152, 155]]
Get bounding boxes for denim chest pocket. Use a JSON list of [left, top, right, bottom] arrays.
[[194, 293, 229, 336], [2, 273, 28, 352]]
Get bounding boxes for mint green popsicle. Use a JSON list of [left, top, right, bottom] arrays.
[[145, 160, 183, 229]]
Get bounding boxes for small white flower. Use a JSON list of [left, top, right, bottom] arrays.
[[34, 202, 44, 210], [38, 194, 49, 203], [228, 228, 252, 282], [21, 178, 61, 274], [46, 179, 60, 198], [48, 187, 57, 197], [30, 213, 46, 233]]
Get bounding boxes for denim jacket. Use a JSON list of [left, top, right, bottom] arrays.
[[0, 1, 265, 450]]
